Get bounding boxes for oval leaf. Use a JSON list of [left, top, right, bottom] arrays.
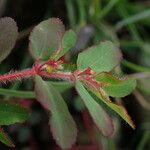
[[0, 17, 18, 63], [35, 75, 77, 149], [0, 101, 29, 125], [55, 30, 77, 60], [77, 41, 122, 72], [95, 72, 137, 97], [29, 18, 65, 60], [75, 79, 114, 137], [0, 127, 15, 147]]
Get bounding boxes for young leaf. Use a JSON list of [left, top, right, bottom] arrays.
[[55, 30, 77, 60], [88, 87, 135, 129], [35, 75, 77, 149], [0, 127, 15, 147], [0, 101, 29, 125], [95, 72, 137, 97], [77, 41, 122, 73], [75, 79, 114, 136], [0, 17, 18, 63], [29, 18, 65, 60]]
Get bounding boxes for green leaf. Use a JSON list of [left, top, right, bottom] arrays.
[[75, 79, 114, 136], [35, 75, 77, 149], [77, 41, 122, 72], [0, 102, 30, 125], [88, 86, 135, 129], [95, 72, 137, 97], [55, 30, 77, 60], [0, 17, 18, 63], [29, 18, 65, 60], [0, 127, 15, 147]]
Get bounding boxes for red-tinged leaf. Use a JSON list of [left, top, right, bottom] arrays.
[[0, 127, 15, 147], [29, 18, 65, 60], [0, 17, 18, 63], [88, 86, 135, 129], [95, 72, 136, 97], [75, 79, 114, 137], [35, 75, 77, 149]]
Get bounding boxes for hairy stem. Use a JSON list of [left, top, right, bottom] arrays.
[[0, 69, 36, 83], [0, 67, 75, 83]]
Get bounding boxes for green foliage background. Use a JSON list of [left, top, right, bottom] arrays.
[[0, 0, 150, 149]]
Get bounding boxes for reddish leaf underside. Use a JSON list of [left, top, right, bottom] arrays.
[[89, 87, 135, 129], [79, 72, 135, 129], [95, 72, 137, 97], [0, 17, 18, 63], [35, 75, 77, 149]]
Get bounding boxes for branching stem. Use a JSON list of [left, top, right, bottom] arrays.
[[0, 60, 75, 83], [0, 60, 99, 93]]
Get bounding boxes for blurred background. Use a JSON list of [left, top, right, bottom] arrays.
[[0, 0, 150, 149]]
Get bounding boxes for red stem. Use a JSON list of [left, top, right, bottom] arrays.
[[0, 69, 36, 83], [0, 60, 97, 84], [0, 68, 75, 83]]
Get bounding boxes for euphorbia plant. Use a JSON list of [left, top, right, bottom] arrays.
[[0, 17, 136, 148]]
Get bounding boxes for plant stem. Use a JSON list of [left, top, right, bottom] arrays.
[[0, 70, 75, 98], [10, 53, 32, 90], [0, 69, 36, 83], [0, 67, 75, 83], [0, 88, 35, 98]]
